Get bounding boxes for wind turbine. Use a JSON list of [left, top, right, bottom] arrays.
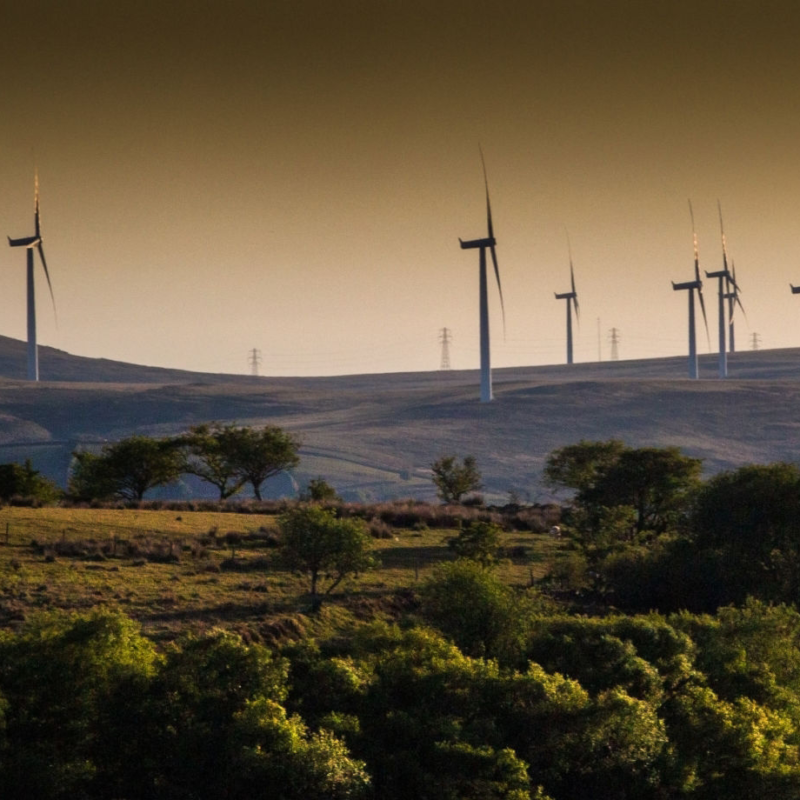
[[8, 170, 56, 381], [705, 202, 740, 378], [726, 260, 746, 352], [672, 201, 709, 380], [554, 234, 580, 365], [459, 149, 505, 403]]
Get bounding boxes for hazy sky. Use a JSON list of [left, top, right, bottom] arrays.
[[2, 0, 800, 376]]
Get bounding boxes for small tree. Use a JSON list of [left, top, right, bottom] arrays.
[[448, 520, 502, 566], [223, 425, 300, 501], [431, 455, 482, 504], [279, 507, 375, 599], [299, 477, 340, 503], [0, 459, 61, 503]]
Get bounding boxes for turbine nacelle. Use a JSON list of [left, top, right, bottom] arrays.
[[705, 269, 731, 281], [8, 235, 41, 248], [554, 291, 577, 300], [791, 285, 800, 295], [672, 280, 702, 291], [459, 236, 496, 250]]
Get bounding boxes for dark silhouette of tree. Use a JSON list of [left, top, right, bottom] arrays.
[[431, 455, 482, 504], [179, 422, 248, 500], [69, 436, 183, 501], [221, 425, 300, 501]]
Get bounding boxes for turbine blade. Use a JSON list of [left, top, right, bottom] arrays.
[[489, 245, 506, 338], [480, 145, 494, 241], [574, 294, 580, 323], [717, 199, 729, 274], [37, 242, 57, 325], [735, 293, 748, 323], [34, 168, 40, 238], [689, 199, 701, 282]]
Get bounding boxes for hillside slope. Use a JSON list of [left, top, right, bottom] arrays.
[[0, 338, 799, 500]]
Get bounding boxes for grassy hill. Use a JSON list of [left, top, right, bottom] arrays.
[[1, 334, 800, 500]]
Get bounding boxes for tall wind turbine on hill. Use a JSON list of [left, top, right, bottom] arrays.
[[726, 260, 746, 353], [554, 235, 580, 365], [7, 170, 56, 381], [705, 202, 740, 378], [459, 149, 505, 403], [672, 201, 708, 380]]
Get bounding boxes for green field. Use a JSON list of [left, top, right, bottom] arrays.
[[0, 506, 564, 640]]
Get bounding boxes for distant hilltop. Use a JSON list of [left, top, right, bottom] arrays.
[[0, 337, 800, 501]]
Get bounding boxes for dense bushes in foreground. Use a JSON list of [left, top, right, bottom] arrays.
[[4, 597, 800, 800]]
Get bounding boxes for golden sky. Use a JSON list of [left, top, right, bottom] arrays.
[[2, 0, 800, 375]]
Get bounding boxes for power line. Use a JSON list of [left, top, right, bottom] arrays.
[[439, 327, 452, 370], [750, 332, 761, 351]]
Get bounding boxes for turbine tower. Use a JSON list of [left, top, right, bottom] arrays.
[[706, 205, 747, 360], [672, 201, 709, 380], [459, 149, 505, 403], [7, 170, 56, 381], [554, 235, 580, 365], [725, 260, 745, 353], [705, 203, 736, 378]]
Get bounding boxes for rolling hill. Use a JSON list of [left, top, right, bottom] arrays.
[[1, 335, 800, 501]]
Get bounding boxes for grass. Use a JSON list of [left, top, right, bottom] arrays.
[[0, 506, 568, 641]]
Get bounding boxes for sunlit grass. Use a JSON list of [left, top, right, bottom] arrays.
[[0, 506, 567, 640]]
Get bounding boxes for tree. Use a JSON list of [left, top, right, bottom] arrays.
[[0, 459, 61, 503], [431, 455, 482, 504], [448, 520, 502, 565], [543, 439, 626, 496], [179, 423, 248, 500], [690, 463, 800, 602], [222, 425, 300, 501], [279, 506, 375, 599], [70, 435, 183, 501], [299, 477, 340, 503], [545, 440, 702, 535], [421, 560, 545, 662]]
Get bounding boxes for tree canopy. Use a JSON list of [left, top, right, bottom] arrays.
[[279, 506, 375, 599], [431, 455, 482, 504]]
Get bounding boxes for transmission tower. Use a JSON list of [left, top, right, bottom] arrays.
[[608, 327, 620, 361], [439, 327, 452, 370], [750, 332, 761, 351], [248, 347, 262, 376]]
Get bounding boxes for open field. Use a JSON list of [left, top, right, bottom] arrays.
[[2, 334, 800, 500], [0, 506, 565, 640]]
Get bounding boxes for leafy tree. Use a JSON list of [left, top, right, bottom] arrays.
[[0, 459, 61, 503], [299, 477, 340, 503], [0, 610, 158, 799], [421, 560, 547, 662], [545, 440, 702, 536], [229, 698, 371, 800], [448, 520, 502, 565], [690, 463, 800, 602], [543, 439, 626, 496], [69, 451, 118, 501], [69, 435, 183, 501], [586, 446, 702, 534], [179, 422, 248, 499], [220, 424, 300, 501], [431, 454, 482, 504], [279, 506, 375, 599]]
